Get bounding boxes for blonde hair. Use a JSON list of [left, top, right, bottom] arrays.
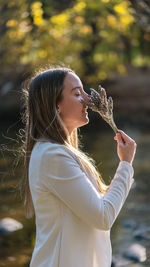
[[21, 66, 108, 218]]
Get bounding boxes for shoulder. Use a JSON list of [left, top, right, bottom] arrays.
[[33, 140, 77, 162]]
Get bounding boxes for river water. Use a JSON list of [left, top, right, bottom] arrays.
[[0, 126, 150, 266]]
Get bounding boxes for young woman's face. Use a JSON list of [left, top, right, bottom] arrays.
[[58, 72, 91, 134]]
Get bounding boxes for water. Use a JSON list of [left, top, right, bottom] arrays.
[[0, 127, 150, 266]]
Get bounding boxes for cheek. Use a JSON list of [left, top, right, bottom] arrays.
[[60, 97, 80, 118]]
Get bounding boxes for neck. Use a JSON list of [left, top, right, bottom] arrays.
[[66, 126, 74, 137]]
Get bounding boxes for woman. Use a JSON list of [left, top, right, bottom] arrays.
[[22, 67, 136, 267]]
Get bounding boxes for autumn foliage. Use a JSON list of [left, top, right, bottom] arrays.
[[0, 0, 150, 83]]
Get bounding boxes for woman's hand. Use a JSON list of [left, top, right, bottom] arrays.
[[114, 130, 137, 165]]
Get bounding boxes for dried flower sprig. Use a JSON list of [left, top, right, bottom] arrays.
[[81, 85, 118, 134]]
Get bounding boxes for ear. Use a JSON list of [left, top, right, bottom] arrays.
[[57, 105, 60, 113]]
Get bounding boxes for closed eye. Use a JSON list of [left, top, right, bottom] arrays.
[[75, 93, 81, 96], [74, 89, 82, 96]]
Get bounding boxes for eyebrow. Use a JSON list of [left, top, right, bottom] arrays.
[[71, 86, 82, 92]]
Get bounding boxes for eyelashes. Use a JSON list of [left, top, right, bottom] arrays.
[[75, 93, 82, 97], [75, 89, 87, 98]]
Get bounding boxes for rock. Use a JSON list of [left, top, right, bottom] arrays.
[[123, 243, 146, 262], [122, 219, 136, 229], [0, 217, 23, 235], [111, 255, 134, 266], [111, 256, 117, 266], [0, 82, 13, 96], [133, 226, 150, 241]]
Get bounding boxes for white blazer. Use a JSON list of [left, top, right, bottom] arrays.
[[29, 140, 134, 267]]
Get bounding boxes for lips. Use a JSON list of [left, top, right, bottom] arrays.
[[82, 108, 88, 114], [82, 108, 87, 112]]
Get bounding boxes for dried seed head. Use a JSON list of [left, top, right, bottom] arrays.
[[108, 96, 113, 114], [82, 84, 118, 134]]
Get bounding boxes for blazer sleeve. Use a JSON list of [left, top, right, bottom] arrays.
[[41, 145, 134, 230]]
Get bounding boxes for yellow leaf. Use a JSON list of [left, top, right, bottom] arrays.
[[49, 29, 63, 39], [16, 30, 25, 39], [74, 2, 86, 12], [33, 9, 43, 16], [107, 15, 117, 27], [20, 55, 29, 64], [31, 1, 42, 11], [34, 16, 44, 26], [8, 31, 17, 39], [74, 16, 84, 23], [50, 13, 68, 25], [120, 15, 134, 26], [38, 49, 47, 58], [98, 71, 107, 80], [93, 53, 103, 63], [6, 20, 18, 27], [114, 2, 128, 15], [7, 1, 15, 7], [113, 2, 134, 30], [101, 0, 110, 2], [79, 25, 92, 35]]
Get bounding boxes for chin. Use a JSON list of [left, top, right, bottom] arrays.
[[74, 114, 89, 129], [80, 118, 89, 127]]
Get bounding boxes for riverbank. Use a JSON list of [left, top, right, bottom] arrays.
[[0, 66, 150, 131]]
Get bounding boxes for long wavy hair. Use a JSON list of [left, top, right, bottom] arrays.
[[21, 66, 108, 218]]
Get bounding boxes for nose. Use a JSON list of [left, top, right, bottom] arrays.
[[79, 93, 91, 108], [80, 93, 91, 109], [83, 92, 91, 104]]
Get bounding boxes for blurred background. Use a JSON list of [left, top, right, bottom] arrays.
[[0, 0, 150, 266]]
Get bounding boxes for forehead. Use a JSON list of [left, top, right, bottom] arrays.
[[63, 72, 82, 91]]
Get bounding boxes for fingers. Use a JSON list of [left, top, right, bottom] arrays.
[[114, 130, 137, 147], [117, 133, 124, 145], [114, 135, 117, 141], [117, 130, 133, 143], [114, 133, 124, 145], [114, 130, 137, 164]]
